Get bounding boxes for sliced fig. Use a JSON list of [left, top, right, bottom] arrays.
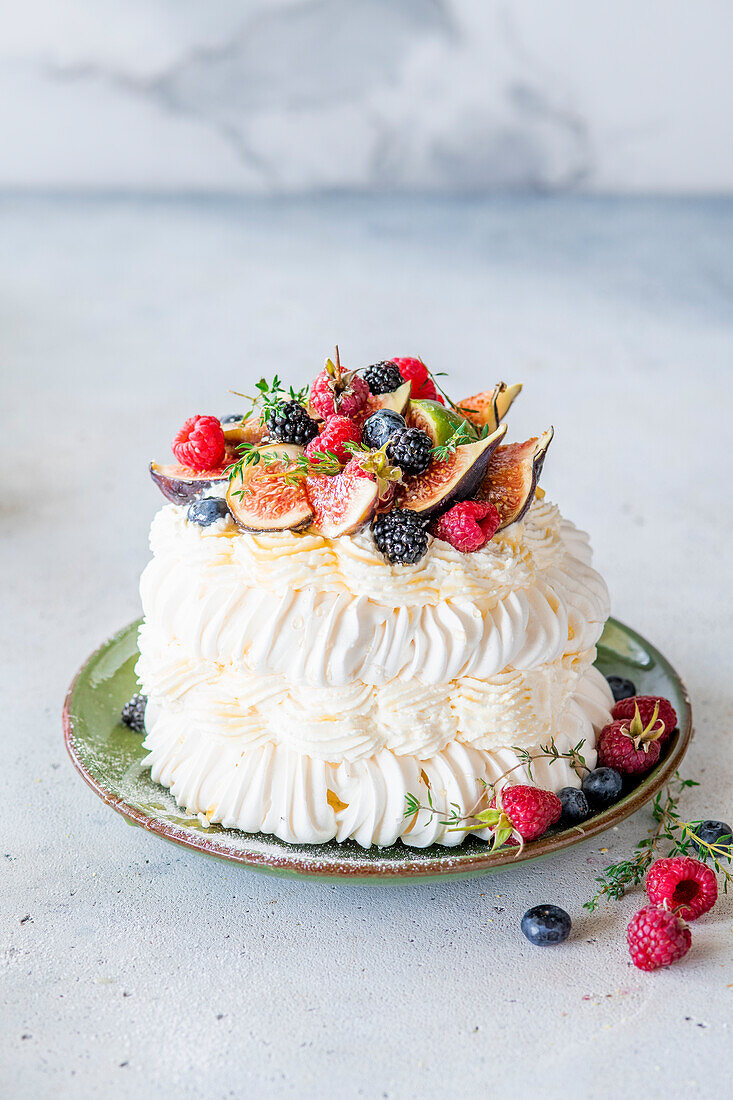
[[406, 398, 477, 445], [458, 383, 522, 432], [477, 428, 553, 529], [221, 414, 267, 447], [150, 462, 228, 505], [397, 423, 507, 518], [226, 443, 313, 533], [306, 469, 379, 538], [360, 380, 412, 422]]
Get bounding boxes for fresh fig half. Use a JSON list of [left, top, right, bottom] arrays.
[[359, 380, 412, 423], [397, 423, 507, 518], [221, 414, 267, 447], [405, 398, 477, 445], [306, 468, 379, 538], [150, 462, 228, 505], [458, 383, 522, 432], [477, 428, 554, 529], [226, 443, 313, 533]]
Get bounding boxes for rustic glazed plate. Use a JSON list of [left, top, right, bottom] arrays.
[[63, 617, 692, 881]]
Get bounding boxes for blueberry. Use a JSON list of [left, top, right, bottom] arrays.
[[557, 787, 590, 826], [521, 904, 571, 946], [691, 820, 732, 858], [606, 675, 637, 702], [582, 767, 623, 810], [187, 498, 230, 527], [219, 413, 245, 424], [362, 410, 406, 451]]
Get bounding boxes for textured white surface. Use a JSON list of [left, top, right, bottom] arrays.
[[1, 195, 732, 1097]]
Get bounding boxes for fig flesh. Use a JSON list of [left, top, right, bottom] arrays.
[[221, 415, 267, 447], [397, 423, 507, 518], [405, 399, 477, 446], [306, 469, 379, 538], [359, 380, 412, 423], [477, 428, 554, 529], [226, 444, 313, 533], [458, 383, 522, 432], [149, 462, 228, 505]]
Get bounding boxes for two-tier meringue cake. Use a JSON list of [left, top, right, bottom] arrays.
[[136, 354, 613, 848]]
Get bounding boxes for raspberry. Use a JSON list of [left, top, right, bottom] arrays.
[[627, 905, 691, 971], [612, 695, 678, 744], [390, 357, 444, 404], [372, 509, 429, 565], [311, 366, 369, 420], [500, 785, 562, 841], [645, 856, 718, 921], [305, 415, 361, 464], [172, 415, 226, 471], [363, 362, 404, 395], [597, 702, 666, 777], [431, 500, 501, 553]]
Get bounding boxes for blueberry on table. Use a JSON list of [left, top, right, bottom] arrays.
[[521, 905, 571, 946], [361, 410, 406, 451], [606, 675, 637, 702], [187, 498, 230, 527], [691, 820, 732, 857], [121, 694, 147, 733], [582, 767, 623, 809], [557, 787, 590, 826]]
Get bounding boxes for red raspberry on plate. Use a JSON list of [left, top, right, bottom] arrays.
[[311, 364, 369, 420], [645, 856, 718, 921], [611, 695, 677, 744], [305, 416, 361, 465], [390, 357, 444, 404], [596, 703, 665, 777], [499, 785, 562, 841], [172, 415, 226, 471], [431, 500, 501, 552], [627, 905, 691, 971]]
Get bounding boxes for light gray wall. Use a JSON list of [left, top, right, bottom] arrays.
[[2, 0, 732, 193]]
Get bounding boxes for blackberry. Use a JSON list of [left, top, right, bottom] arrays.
[[267, 401, 318, 446], [606, 675, 637, 702], [372, 509, 429, 565], [363, 361, 403, 395], [121, 693, 147, 733], [557, 787, 590, 826], [521, 904, 571, 946], [187, 498, 230, 527], [387, 427, 432, 476], [581, 767, 623, 810], [361, 410, 406, 451]]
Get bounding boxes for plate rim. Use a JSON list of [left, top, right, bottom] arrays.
[[63, 617, 693, 881]]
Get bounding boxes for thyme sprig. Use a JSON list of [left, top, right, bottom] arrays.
[[227, 445, 342, 494]]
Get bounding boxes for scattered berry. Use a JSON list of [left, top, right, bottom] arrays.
[[627, 905, 691, 971], [500, 785, 562, 841], [372, 509, 429, 565], [387, 427, 433, 476], [305, 415, 362, 465], [557, 787, 590, 826], [361, 410, 406, 451], [219, 413, 245, 424], [691, 820, 733, 858], [431, 500, 501, 553], [267, 401, 319, 447], [187, 498, 230, 527], [121, 694, 147, 733], [172, 415, 226, 471], [581, 767, 623, 810], [597, 704, 665, 777], [363, 361, 404, 395], [390, 357, 444, 403], [612, 695, 678, 745], [521, 904, 571, 946], [311, 362, 370, 420], [645, 856, 718, 921], [606, 675, 637, 702]]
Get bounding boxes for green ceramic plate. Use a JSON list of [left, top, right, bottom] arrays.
[[63, 617, 692, 881]]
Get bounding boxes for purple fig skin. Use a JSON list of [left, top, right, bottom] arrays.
[[398, 424, 507, 519], [505, 428, 553, 528], [150, 462, 227, 505]]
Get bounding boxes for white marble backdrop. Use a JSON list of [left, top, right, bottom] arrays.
[[2, 0, 732, 193]]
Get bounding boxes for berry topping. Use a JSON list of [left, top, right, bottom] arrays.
[[581, 767, 623, 809], [305, 415, 362, 465], [606, 675, 637, 702], [187, 497, 230, 527], [310, 354, 370, 420], [611, 695, 678, 744], [121, 693, 147, 733], [521, 904, 571, 946], [500, 785, 562, 841], [372, 509, 429, 566], [267, 400, 319, 447], [361, 410, 406, 451], [645, 856, 718, 921], [219, 412, 245, 424], [557, 786, 590, 826], [172, 415, 226, 472], [691, 820, 733, 858], [627, 905, 691, 971], [386, 426, 433, 476], [390, 357, 444, 403], [363, 361, 404, 395], [306, 459, 380, 539], [431, 500, 501, 553], [596, 703, 665, 777]]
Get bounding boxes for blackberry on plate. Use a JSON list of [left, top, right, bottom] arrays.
[[362, 410, 406, 451], [606, 675, 637, 702], [121, 693, 147, 733], [372, 509, 429, 565], [187, 497, 230, 527], [582, 767, 623, 809], [387, 427, 432, 476], [267, 401, 319, 446], [557, 787, 590, 826], [521, 905, 571, 946], [691, 820, 732, 857], [363, 361, 403, 395]]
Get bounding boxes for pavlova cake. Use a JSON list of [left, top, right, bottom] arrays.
[[133, 353, 613, 848]]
